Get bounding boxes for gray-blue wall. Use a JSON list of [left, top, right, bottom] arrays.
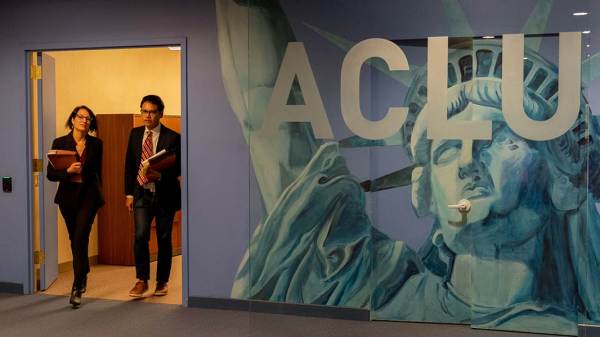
[[0, 0, 250, 298]]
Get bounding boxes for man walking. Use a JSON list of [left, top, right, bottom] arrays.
[[124, 94, 181, 297]]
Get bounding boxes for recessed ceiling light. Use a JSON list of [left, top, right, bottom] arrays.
[[583, 30, 591, 34], [573, 12, 589, 16], [482, 35, 495, 39], [524, 57, 528, 60], [167, 46, 181, 51], [587, 44, 591, 48]]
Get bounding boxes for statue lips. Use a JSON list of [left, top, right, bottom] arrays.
[[462, 181, 492, 200]]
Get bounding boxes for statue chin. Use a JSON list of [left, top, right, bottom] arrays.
[[436, 197, 508, 255], [437, 196, 493, 228]]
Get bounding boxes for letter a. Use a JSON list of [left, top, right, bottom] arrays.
[[262, 42, 333, 139]]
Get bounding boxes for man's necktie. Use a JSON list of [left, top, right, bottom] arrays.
[[137, 130, 153, 186]]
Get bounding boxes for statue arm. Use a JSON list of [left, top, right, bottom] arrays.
[[216, 0, 320, 212]]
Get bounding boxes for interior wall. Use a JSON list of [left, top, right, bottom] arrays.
[[46, 47, 181, 265], [0, 0, 250, 297]]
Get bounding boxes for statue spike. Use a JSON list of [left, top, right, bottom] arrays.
[[303, 22, 419, 86], [521, 0, 555, 52], [441, 0, 474, 37], [338, 136, 385, 148], [361, 165, 416, 192]]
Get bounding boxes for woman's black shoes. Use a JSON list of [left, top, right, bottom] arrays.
[[69, 288, 82, 308], [69, 277, 87, 307]]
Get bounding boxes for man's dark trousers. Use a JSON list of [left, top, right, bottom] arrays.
[[133, 187, 176, 283]]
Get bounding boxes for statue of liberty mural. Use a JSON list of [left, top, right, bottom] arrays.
[[216, 0, 600, 335]]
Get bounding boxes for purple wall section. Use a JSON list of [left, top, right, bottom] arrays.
[[0, 0, 250, 297]]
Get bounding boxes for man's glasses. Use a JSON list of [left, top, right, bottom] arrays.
[[75, 114, 93, 122], [140, 109, 159, 116]]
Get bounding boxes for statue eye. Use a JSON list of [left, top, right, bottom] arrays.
[[318, 176, 330, 184], [433, 140, 461, 165], [492, 124, 522, 151], [435, 148, 459, 164]]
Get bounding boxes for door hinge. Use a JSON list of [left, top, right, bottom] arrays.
[[34, 250, 45, 264], [31, 64, 42, 80], [32, 158, 43, 172]]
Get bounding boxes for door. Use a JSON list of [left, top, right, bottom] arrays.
[[37, 52, 58, 290]]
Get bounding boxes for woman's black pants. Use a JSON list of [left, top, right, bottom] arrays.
[[58, 188, 98, 290]]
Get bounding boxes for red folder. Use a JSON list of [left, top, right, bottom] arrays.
[[47, 150, 78, 170], [143, 149, 176, 172]]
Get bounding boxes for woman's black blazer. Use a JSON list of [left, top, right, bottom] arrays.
[[46, 133, 105, 208]]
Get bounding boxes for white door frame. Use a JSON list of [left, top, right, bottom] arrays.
[[24, 37, 190, 305]]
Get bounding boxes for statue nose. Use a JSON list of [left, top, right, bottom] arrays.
[[458, 161, 481, 180], [458, 140, 474, 167], [457, 140, 491, 179]]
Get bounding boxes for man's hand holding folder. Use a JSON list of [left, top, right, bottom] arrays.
[[141, 149, 177, 182]]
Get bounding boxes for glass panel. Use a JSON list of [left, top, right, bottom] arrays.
[[215, 0, 599, 336], [577, 2, 597, 332], [243, 1, 375, 335]]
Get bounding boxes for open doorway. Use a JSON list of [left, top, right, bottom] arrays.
[[28, 46, 185, 305]]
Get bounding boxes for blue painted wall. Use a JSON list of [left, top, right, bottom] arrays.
[[0, 0, 250, 298]]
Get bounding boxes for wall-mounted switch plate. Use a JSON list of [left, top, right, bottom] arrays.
[[2, 176, 12, 193]]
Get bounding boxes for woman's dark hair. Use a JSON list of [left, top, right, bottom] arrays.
[[140, 94, 165, 114], [65, 105, 98, 132]]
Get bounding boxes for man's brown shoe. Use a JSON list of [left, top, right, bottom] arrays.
[[154, 282, 168, 296], [128, 280, 148, 297]]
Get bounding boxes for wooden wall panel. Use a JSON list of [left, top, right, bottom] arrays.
[[96, 114, 181, 265]]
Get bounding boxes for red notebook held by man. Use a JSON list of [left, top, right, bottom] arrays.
[[47, 150, 78, 170], [142, 149, 176, 172]]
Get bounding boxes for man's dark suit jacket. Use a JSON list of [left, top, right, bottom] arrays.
[[124, 124, 181, 210], [46, 133, 105, 208]]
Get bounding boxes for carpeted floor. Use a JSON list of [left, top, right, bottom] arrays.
[[0, 292, 560, 337]]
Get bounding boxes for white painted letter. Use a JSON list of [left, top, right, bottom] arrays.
[[263, 42, 333, 139], [341, 38, 408, 140], [426, 36, 491, 140], [502, 33, 581, 141]]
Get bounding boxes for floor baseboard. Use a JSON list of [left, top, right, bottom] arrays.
[[0, 282, 23, 294], [188, 297, 369, 321], [579, 324, 600, 337]]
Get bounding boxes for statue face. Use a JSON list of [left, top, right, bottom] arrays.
[[428, 103, 542, 254]]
